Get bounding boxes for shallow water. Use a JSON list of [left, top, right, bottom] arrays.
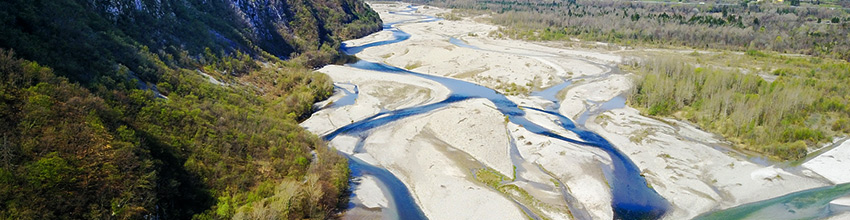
[[434, 5, 850, 220], [347, 155, 427, 220], [448, 37, 480, 50], [575, 95, 626, 126], [327, 83, 358, 108], [696, 183, 850, 220], [325, 6, 670, 219]]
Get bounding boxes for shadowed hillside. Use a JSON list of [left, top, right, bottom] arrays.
[[0, 0, 381, 219]]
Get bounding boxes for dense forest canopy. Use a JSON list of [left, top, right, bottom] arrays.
[[413, 0, 850, 60], [0, 0, 381, 219]]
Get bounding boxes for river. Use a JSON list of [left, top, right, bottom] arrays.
[[325, 5, 667, 219], [309, 3, 850, 220]]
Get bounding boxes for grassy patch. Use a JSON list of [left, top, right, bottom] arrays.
[[474, 168, 508, 189], [454, 67, 490, 78], [496, 82, 530, 96], [594, 114, 612, 126], [437, 12, 462, 21], [404, 61, 423, 70], [629, 128, 654, 144]]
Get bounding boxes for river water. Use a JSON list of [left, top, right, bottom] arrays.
[[318, 4, 850, 220], [326, 5, 668, 219]]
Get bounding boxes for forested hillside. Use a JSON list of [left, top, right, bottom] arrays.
[[0, 0, 381, 219]]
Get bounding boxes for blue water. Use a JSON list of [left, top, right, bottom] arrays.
[[328, 83, 358, 108], [530, 80, 572, 111], [695, 183, 850, 220], [341, 27, 409, 55], [575, 95, 627, 126], [347, 154, 427, 219], [342, 6, 440, 55], [324, 6, 671, 219], [329, 5, 850, 220], [447, 29, 668, 219], [449, 37, 480, 50]]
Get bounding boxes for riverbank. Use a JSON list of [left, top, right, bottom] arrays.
[[303, 2, 850, 219]]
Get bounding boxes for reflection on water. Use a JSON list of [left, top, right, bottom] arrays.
[[696, 183, 850, 220]]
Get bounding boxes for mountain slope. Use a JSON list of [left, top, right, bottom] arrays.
[[0, 0, 381, 219], [0, 0, 381, 82]]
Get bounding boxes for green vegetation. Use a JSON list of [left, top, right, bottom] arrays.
[[500, 185, 537, 207], [628, 52, 850, 160], [629, 128, 655, 144], [437, 12, 463, 21], [0, 0, 381, 84], [0, 0, 383, 219], [0, 47, 347, 219], [513, 165, 518, 179], [472, 167, 570, 219], [497, 82, 531, 96], [416, 0, 850, 161], [411, 0, 850, 61], [594, 114, 612, 126], [474, 167, 507, 188], [405, 61, 424, 70]]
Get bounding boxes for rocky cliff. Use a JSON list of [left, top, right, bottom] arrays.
[[0, 0, 381, 82]]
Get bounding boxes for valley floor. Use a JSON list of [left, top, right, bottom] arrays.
[[301, 2, 850, 219]]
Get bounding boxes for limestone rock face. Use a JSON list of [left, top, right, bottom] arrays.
[[90, 0, 382, 57]]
